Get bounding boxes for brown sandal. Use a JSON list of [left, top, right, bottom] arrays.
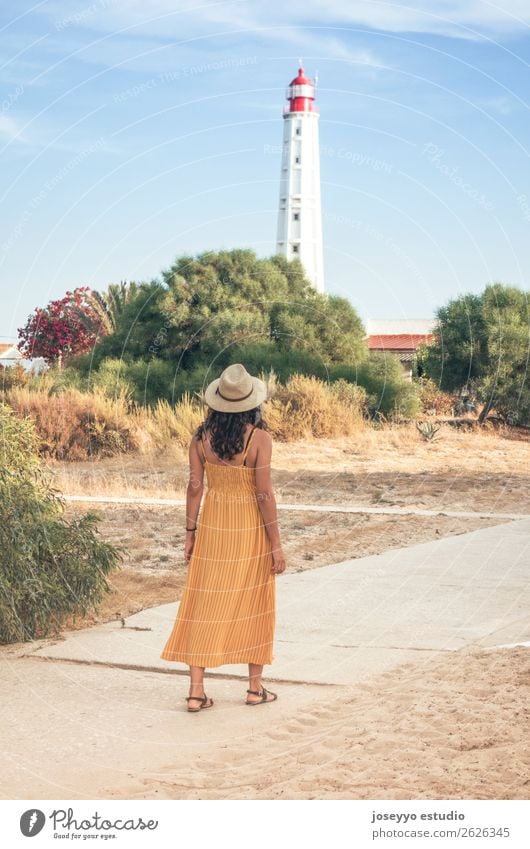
[[246, 686, 277, 705], [185, 694, 214, 712]]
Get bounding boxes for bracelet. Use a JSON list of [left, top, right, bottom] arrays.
[[186, 527, 197, 532]]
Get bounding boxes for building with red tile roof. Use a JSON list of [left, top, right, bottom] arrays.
[[365, 319, 436, 380]]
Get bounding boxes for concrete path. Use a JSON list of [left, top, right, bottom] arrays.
[[64, 493, 530, 521], [22, 517, 530, 687]]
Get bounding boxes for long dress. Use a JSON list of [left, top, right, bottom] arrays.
[[160, 426, 276, 667]]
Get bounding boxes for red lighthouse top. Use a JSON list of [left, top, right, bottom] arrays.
[[285, 66, 318, 114]]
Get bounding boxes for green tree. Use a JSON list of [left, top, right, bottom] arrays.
[[80, 249, 368, 379], [418, 283, 530, 425], [417, 292, 487, 390], [476, 283, 530, 423], [62, 250, 438, 413]]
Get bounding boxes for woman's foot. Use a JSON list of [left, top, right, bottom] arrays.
[[245, 684, 277, 704], [186, 692, 213, 711], [186, 686, 213, 711]]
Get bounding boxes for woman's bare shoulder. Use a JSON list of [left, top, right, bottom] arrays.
[[254, 428, 272, 455]]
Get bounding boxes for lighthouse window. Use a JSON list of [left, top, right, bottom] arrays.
[[292, 245, 299, 253], [295, 127, 301, 135], [295, 156, 300, 164], [293, 212, 300, 221]]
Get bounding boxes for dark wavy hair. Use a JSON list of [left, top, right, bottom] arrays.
[[195, 406, 269, 461]]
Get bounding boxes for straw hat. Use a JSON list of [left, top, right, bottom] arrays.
[[203, 363, 268, 413]]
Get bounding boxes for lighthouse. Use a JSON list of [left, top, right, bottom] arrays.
[[276, 67, 325, 293]]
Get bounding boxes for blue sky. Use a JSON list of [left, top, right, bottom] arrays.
[[1, 0, 529, 343]]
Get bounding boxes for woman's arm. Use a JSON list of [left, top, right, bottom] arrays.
[[254, 431, 285, 573], [184, 436, 204, 560]]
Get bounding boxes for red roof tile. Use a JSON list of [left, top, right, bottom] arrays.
[[368, 333, 434, 351]]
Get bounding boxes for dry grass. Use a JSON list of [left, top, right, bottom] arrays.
[[134, 393, 204, 451], [5, 386, 138, 460], [49, 418, 529, 503], [4, 374, 370, 460], [264, 374, 367, 439]]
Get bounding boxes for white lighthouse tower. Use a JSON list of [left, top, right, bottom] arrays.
[[276, 66, 325, 293]]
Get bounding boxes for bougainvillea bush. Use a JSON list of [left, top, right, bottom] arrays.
[[17, 286, 106, 366], [0, 402, 124, 643]]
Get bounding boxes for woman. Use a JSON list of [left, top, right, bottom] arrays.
[[160, 363, 286, 712]]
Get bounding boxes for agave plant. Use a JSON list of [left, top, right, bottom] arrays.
[[415, 420, 441, 441]]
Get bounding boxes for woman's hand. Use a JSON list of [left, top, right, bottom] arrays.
[[271, 546, 286, 574], [184, 530, 196, 562]]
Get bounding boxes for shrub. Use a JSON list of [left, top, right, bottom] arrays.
[[356, 353, 421, 419], [264, 373, 366, 440], [24, 363, 82, 395], [0, 402, 123, 643], [2, 369, 417, 459], [84, 357, 134, 403], [220, 342, 328, 383], [124, 358, 178, 406], [328, 378, 369, 419], [5, 386, 138, 460], [0, 362, 30, 391], [414, 376, 457, 415]]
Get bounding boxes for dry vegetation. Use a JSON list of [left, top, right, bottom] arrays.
[[3, 372, 396, 459], [4, 385, 201, 460]]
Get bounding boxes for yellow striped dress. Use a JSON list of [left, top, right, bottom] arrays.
[[160, 426, 276, 667]]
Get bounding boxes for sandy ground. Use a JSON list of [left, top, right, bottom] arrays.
[[1, 644, 528, 800], [136, 646, 530, 801]]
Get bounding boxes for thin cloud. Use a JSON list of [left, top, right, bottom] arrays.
[[258, 27, 389, 67], [475, 95, 517, 115], [37, 0, 530, 40]]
